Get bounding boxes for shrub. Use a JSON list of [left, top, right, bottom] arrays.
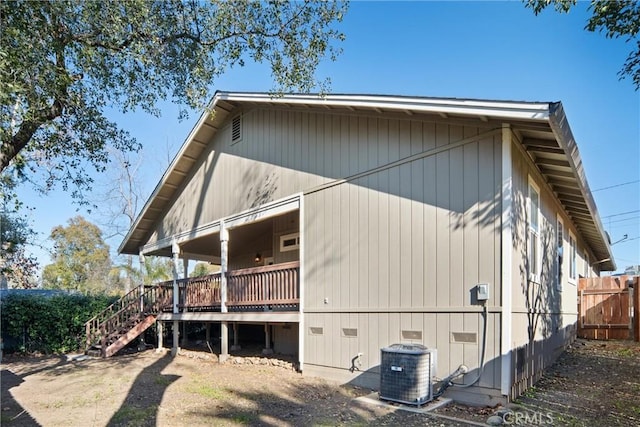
[[1, 293, 116, 354]]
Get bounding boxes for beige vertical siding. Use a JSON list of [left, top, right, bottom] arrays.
[[301, 115, 503, 391], [509, 141, 587, 397], [144, 106, 504, 392]]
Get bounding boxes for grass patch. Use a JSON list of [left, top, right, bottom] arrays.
[[232, 412, 258, 424], [523, 386, 538, 398], [111, 405, 157, 425], [187, 383, 230, 400], [617, 348, 634, 358], [554, 413, 582, 427], [154, 375, 173, 386]]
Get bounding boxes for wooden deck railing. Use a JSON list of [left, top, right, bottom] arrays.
[[227, 261, 300, 308], [179, 273, 222, 309], [85, 284, 169, 353], [227, 261, 300, 309], [155, 261, 300, 311], [84, 262, 299, 354]]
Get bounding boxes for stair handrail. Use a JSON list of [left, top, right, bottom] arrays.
[[85, 283, 173, 352], [85, 285, 144, 349]]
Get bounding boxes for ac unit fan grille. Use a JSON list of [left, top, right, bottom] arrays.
[[379, 344, 434, 406]]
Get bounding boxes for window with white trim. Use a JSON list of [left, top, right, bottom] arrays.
[[528, 180, 541, 281], [569, 233, 577, 281], [556, 217, 564, 291], [279, 232, 300, 252], [583, 250, 589, 278]]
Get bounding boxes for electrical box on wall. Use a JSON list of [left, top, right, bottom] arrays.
[[476, 283, 490, 301]]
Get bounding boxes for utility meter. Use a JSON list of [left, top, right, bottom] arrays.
[[477, 283, 490, 301]]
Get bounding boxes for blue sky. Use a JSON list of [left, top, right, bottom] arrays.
[[19, 1, 639, 274]]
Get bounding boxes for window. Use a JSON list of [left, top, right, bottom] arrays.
[[556, 217, 564, 291], [583, 251, 589, 278], [279, 232, 300, 252], [569, 233, 577, 281], [528, 180, 540, 281]]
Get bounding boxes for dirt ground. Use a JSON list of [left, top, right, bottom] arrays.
[[1, 338, 639, 426]]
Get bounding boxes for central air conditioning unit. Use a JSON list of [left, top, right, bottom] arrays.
[[379, 343, 436, 406]]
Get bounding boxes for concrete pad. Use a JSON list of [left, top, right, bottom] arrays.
[[355, 392, 452, 413], [355, 393, 487, 426]]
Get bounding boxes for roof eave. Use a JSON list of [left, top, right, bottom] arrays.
[[547, 102, 616, 271], [118, 95, 219, 255]]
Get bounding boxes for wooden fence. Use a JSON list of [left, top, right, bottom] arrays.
[[578, 275, 639, 341]]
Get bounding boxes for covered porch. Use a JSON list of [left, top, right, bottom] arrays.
[[139, 202, 302, 361]]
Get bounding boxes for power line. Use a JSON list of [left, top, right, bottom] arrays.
[[601, 209, 640, 219], [592, 180, 640, 192], [606, 215, 640, 225]]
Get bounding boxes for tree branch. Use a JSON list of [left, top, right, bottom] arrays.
[[1, 99, 64, 172]]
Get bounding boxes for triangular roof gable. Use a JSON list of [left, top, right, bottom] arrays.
[[119, 91, 614, 271]]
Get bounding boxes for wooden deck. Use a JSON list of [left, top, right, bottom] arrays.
[[159, 261, 300, 313], [85, 261, 301, 355]]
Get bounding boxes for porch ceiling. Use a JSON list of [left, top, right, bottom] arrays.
[[177, 215, 274, 261]]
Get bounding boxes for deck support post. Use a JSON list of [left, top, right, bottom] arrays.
[[156, 321, 164, 352], [205, 323, 211, 345], [262, 323, 273, 355], [171, 240, 181, 356], [181, 321, 187, 348], [221, 322, 229, 361], [231, 323, 241, 351], [172, 321, 179, 356], [181, 257, 189, 347], [219, 223, 229, 362]]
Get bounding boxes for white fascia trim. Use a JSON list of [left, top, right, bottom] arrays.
[[500, 125, 514, 396], [215, 92, 551, 121], [119, 100, 216, 254], [222, 194, 300, 229]]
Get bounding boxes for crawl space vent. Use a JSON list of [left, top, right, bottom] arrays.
[[380, 343, 435, 406]]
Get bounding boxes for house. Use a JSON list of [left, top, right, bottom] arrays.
[[110, 92, 615, 405]]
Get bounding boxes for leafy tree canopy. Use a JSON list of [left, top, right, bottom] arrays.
[[42, 215, 112, 294], [525, 0, 640, 89], [0, 210, 38, 288], [124, 255, 174, 286], [0, 0, 347, 200], [191, 261, 220, 278]]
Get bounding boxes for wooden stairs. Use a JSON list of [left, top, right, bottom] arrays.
[[85, 284, 171, 357]]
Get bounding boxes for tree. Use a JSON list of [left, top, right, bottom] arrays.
[[136, 256, 173, 286], [0, 210, 38, 288], [525, 0, 640, 89], [92, 147, 145, 293], [42, 216, 112, 294], [191, 262, 220, 278], [0, 0, 347, 201]]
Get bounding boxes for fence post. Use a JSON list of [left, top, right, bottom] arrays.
[[634, 277, 640, 342], [85, 321, 90, 350]]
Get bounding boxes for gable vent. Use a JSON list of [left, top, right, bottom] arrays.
[[231, 115, 242, 144]]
